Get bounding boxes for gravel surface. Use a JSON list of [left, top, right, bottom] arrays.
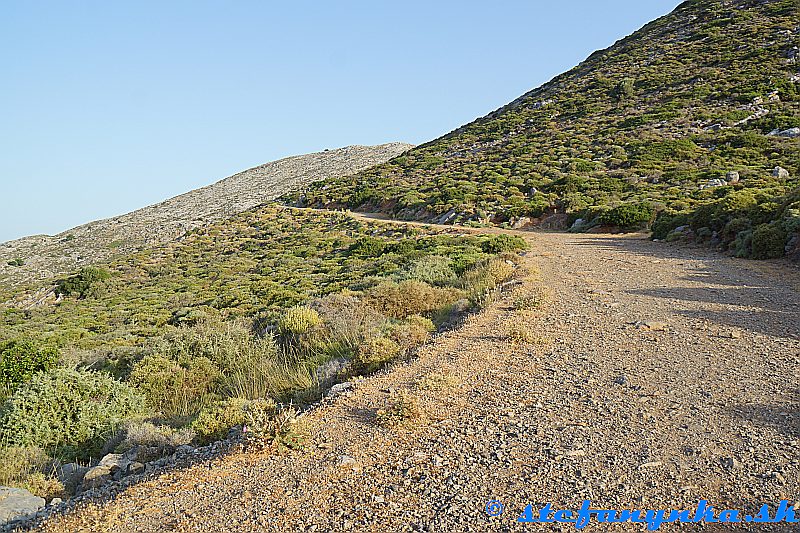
[[30, 229, 800, 532]]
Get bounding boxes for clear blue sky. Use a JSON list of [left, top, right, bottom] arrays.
[[0, 0, 680, 242]]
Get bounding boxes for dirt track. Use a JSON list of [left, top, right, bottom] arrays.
[[38, 226, 800, 532]]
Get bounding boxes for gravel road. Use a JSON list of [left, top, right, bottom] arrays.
[[36, 229, 799, 532]]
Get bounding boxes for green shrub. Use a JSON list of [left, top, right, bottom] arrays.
[[751, 223, 787, 259], [128, 353, 220, 418], [349, 237, 387, 257], [278, 306, 322, 335], [481, 234, 528, 254], [397, 255, 457, 286], [192, 397, 251, 443], [386, 315, 434, 352], [55, 267, 112, 298], [356, 336, 401, 367], [376, 391, 423, 428], [0, 339, 59, 387], [7, 258, 24, 267], [733, 229, 754, 258], [0, 368, 144, 455], [242, 400, 307, 451], [600, 202, 654, 229], [721, 217, 752, 244], [365, 280, 462, 319]]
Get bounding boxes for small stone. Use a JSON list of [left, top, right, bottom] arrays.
[[639, 461, 663, 469], [336, 455, 357, 468], [635, 321, 668, 332], [720, 457, 742, 470], [127, 462, 145, 475], [327, 382, 354, 398]]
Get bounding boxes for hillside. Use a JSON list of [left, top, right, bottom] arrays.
[[28, 226, 800, 532], [0, 143, 411, 290], [297, 0, 800, 258]]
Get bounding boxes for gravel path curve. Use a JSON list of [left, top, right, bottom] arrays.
[[36, 228, 800, 532]]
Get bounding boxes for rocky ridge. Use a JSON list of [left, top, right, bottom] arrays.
[[0, 143, 411, 291]]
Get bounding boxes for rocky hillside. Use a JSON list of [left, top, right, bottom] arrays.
[[297, 0, 800, 258], [0, 143, 411, 290]]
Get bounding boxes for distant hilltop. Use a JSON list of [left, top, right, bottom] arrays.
[[0, 143, 412, 289]]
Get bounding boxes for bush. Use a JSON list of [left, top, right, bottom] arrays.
[[386, 315, 435, 351], [128, 353, 220, 418], [7, 258, 24, 267], [365, 280, 462, 319], [513, 287, 549, 310], [733, 229, 754, 258], [356, 336, 401, 367], [192, 397, 251, 444], [505, 320, 538, 344], [462, 258, 516, 307], [0, 446, 52, 487], [0, 339, 59, 387], [599, 202, 654, 229], [751, 223, 787, 259], [721, 217, 752, 245], [112, 421, 195, 457], [397, 256, 457, 286], [242, 400, 307, 451], [481, 234, 528, 254], [376, 391, 423, 428], [55, 267, 111, 298], [278, 306, 322, 335], [348, 237, 387, 257], [0, 368, 144, 455]]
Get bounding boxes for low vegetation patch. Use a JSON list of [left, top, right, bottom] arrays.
[[0, 207, 526, 496], [415, 372, 460, 391], [376, 391, 424, 428]]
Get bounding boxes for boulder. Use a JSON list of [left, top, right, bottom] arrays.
[[81, 465, 113, 490], [773, 166, 790, 179], [327, 381, 354, 399], [56, 463, 89, 492], [511, 217, 532, 229], [435, 209, 458, 225], [699, 178, 727, 190], [725, 171, 740, 184], [768, 127, 800, 137], [0, 487, 45, 525], [82, 453, 131, 490]]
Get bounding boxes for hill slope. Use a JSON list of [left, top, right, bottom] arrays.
[[36, 227, 800, 532], [298, 0, 800, 258], [0, 143, 411, 289]]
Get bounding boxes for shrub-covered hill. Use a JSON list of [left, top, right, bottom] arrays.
[[0, 206, 528, 497], [296, 0, 800, 258], [0, 143, 412, 291]]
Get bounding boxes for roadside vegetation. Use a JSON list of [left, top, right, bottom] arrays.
[[0, 206, 526, 498]]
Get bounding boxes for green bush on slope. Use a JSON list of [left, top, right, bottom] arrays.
[[0, 368, 144, 457]]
